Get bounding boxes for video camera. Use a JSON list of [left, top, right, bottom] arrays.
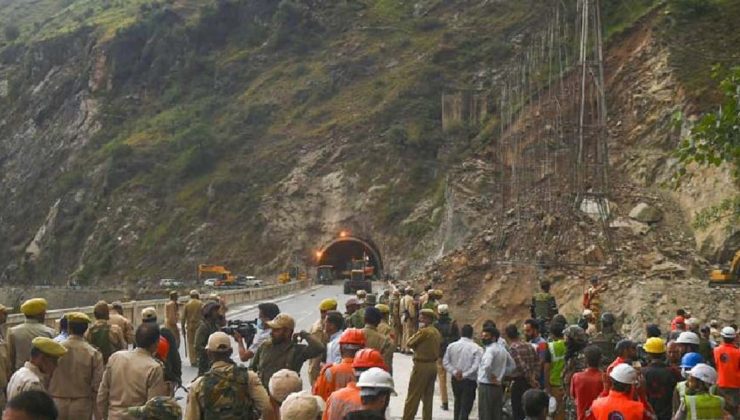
[[221, 319, 258, 348]]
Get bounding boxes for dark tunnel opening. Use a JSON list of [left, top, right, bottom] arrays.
[[317, 238, 383, 280]]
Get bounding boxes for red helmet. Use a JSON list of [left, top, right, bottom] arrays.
[[339, 328, 366, 347], [352, 348, 388, 371]]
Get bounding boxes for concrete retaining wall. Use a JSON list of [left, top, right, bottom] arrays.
[[5, 281, 308, 330]]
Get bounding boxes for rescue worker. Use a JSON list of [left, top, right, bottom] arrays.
[[324, 311, 345, 365], [402, 308, 442, 420], [434, 303, 460, 412], [181, 290, 203, 366], [141, 307, 182, 395], [48, 312, 105, 420], [186, 331, 275, 420], [97, 323, 170, 419], [672, 352, 705, 414], [269, 369, 303, 419], [401, 286, 417, 354], [589, 312, 623, 369], [109, 301, 134, 347], [589, 364, 645, 420], [530, 280, 558, 336], [0, 303, 10, 410], [673, 364, 730, 419], [128, 396, 182, 420], [362, 307, 394, 373], [7, 298, 55, 372], [345, 367, 397, 420], [323, 348, 388, 420], [583, 276, 606, 323], [194, 301, 223, 377], [164, 291, 180, 348], [714, 326, 739, 417], [6, 337, 67, 400], [561, 326, 589, 420], [544, 323, 567, 420], [676, 331, 701, 359], [251, 313, 325, 389], [84, 300, 126, 364], [642, 337, 680, 420], [309, 298, 337, 386], [389, 290, 403, 351], [313, 328, 365, 401], [374, 304, 395, 347]]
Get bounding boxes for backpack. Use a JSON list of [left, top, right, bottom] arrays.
[[89, 324, 114, 363], [201, 365, 257, 420]]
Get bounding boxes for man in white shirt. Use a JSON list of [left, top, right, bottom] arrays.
[[324, 311, 345, 365], [477, 326, 515, 420], [443, 324, 483, 420]]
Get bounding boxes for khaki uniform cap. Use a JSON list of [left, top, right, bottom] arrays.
[[375, 304, 390, 314], [141, 307, 157, 321], [420, 308, 437, 319], [32, 337, 67, 357], [190, 289, 200, 297], [280, 391, 325, 418], [319, 298, 338, 311], [206, 332, 232, 352], [21, 298, 48, 316], [267, 313, 296, 330], [268, 369, 303, 403], [66, 312, 92, 324]]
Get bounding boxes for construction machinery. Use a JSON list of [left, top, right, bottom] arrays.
[[316, 265, 335, 285], [198, 264, 235, 287], [343, 259, 372, 294], [709, 250, 740, 287], [278, 266, 308, 284]]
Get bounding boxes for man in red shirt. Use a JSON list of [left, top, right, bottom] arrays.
[[570, 345, 604, 420], [714, 326, 740, 418]]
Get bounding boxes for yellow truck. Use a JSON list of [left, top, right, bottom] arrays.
[[709, 250, 740, 287]]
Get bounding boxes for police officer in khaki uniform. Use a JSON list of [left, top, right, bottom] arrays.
[[186, 332, 275, 420], [7, 298, 56, 372], [363, 306, 394, 373], [97, 323, 170, 419], [48, 312, 105, 420], [164, 291, 180, 348], [389, 289, 403, 351], [181, 290, 203, 366], [402, 308, 442, 420], [7, 337, 67, 400], [401, 287, 417, 354], [109, 302, 134, 346]]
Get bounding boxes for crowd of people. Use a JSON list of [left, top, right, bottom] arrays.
[[0, 279, 736, 420]]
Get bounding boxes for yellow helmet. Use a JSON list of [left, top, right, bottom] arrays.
[[642, 337, 666, 354]]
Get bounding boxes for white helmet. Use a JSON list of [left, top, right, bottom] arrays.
[[676, 331, 700, 345], [609, 363, 638, 384], [438, 304, 449, 315], [720, 326, 736, 339], [689, 363, 717, 385], [356, 367, 397, 396]]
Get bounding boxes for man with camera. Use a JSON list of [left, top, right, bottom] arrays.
[[251, 313, 325, 390], [235, 302, 280, 362]]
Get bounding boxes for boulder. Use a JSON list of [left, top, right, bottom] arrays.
[[629, 202, 663, 223]]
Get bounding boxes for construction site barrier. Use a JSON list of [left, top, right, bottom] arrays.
[[5, 281, 308, 330]]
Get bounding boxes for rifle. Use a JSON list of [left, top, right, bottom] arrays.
[[182, 325, 187, 358]]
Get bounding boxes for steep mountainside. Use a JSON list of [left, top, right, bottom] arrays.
[[0, 0, 738, 303]]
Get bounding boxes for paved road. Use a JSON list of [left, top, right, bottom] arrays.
[[174, 283, 476, 419]]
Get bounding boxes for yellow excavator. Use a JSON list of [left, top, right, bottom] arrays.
[[278, 266, 308, 284], [198, 264, 236, 287], [709, 250, 740, 287]]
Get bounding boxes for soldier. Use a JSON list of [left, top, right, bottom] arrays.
[[530, 280, 558, 337], [362, 307, 394, 374], [165, 291, 180, 348], [251, 313, 325, 390], [434, 304, 460, 412], [402, 308, 442, 420], [85, 300, 126, 364], [97, 323, 170, 418], [378, 289, 391, 305], [187, 332, 275, 420], [374, 304, 396, 347], [109, 301, 134, 347], [48, 312, 105, 420], [349, 294, 375, 329], [7, 298, 55, 372], [589, 312, 623, 369], [308, 298, 337, 386], [6, 337, 67, 400], [422, 289, 441, 313], [141, 307, 182, 395], [389, 290, 403, 351], [344, 298, 361, 329], [401, 287, 417, 354], [182, 290, 203, 366], [129, 396, 182, 420], [194, 302, 224, 377]]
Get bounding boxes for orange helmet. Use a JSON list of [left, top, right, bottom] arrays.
[[339, 328, 366, 347], [352, 348, 388, 371]]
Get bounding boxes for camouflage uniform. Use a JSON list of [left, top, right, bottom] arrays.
[[589, 327, 623, 369], [129, 396, 182, 420], [194, 320, 220, 377]]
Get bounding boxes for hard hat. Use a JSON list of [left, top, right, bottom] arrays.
[[548, 396, 557, 415], [437, 304, 449, 315], [679, 352, 704, 369], [685, 317, 700, 328], [582, 309, 593, 317], [642, 337, 667, 354], [32, 337, 68, 358], [689, 363, 718, 385], [721, 326, 736, 339], [339, 328, 366, 347], [280, 391, 325, 419], [319, 298, 338, 311], [609, 363, 638, 384], [269, 369, 303, 403], [564, 326, 588, 344], [352, 348, 388, 371], [356, 290, 367, 298], [676, 331, 700, 345], [356, 367, 397, 396], [21, 298, 48, 316], [600, 312, 616, 325]]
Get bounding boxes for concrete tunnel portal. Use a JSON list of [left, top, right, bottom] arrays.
[[316, 236, 384, 280]]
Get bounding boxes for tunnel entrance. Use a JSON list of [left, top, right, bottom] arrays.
[[317, 236, 383, 280]]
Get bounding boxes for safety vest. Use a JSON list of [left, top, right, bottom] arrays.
[[313, 358, 356, 401], [677, 381, 718, 400], [683, 393, 725, 420], [548, 340, 566, 387], [590, 390, 644, 420], [714, 343, 740, 388], [323, 383, 362, 420]]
